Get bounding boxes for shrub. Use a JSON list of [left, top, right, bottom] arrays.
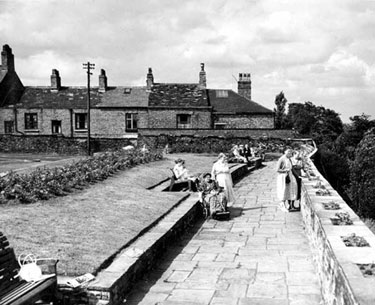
[[350, 128, 375, 219], [0, 149, 163, 205]]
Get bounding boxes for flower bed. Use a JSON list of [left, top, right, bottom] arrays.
[[358, 264, 375, 277], [316, 189, 330, 196], [341, 233, 370, 247], [330, 212, 353, 225], [0, 150, 162, 204], [323, 201, 341, 210]]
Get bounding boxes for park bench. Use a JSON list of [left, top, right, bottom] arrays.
[[0, 232, 58, 305]]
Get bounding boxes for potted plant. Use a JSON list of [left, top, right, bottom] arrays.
[[341, 233, 370, 247]]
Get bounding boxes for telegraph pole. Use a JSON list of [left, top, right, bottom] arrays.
[[83, 62, 95, 156]]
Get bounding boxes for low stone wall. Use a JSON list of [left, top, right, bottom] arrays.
[[59, 163, 250, 305], [138, 128, 295, 139], [301, 158, 375, 304], [0, 135, 135, 154]]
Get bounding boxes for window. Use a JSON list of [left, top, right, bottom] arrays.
[[51, 120, 62, 134], [123, 88, 132, 94], [216, 90, 228, 98], [4, 121, 14, 134], [25, 113, 38, 130], [75, 113, 87, 130], [177, 114, 192, 129], [214, 123, 226, 130], [125, 113, 138, 131]]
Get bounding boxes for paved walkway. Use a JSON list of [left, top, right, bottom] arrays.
[[124, 161, 323, 305]]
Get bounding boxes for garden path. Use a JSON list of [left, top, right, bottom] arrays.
[[124, 161, 323, 305]]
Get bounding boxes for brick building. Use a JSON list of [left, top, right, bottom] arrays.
[[0, 44, 274, 141]]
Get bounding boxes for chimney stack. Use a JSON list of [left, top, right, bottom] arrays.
[[238, 73, 251, 101], [99, 69, 108, 93], [1, 44, 15, 72], [146, 67, 154, 91], [198, 63, 206, 89], [50, 69, 61, 92]]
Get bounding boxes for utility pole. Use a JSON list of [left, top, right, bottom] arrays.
[[82, 62, 95, 156]]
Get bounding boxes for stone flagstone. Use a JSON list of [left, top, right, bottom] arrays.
[[124, 161, 323, 305]]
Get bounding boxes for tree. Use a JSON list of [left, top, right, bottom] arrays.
[[274, 91, 287, 129], [350, 128, 375, 218], [286, 101, 343, 144], [334, 114, 375, 160]]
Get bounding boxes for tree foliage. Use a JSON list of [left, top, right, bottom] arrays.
[[350, 128, 375, 218], [286, 101, 343, 144], [274, 91, 288, 129], [334, 114, 375, 160]]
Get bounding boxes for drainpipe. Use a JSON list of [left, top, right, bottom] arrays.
[[13, 107, 24, 135], [69, 109, 73, 137]]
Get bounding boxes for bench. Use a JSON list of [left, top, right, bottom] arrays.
[[0, 232, 58, 305]]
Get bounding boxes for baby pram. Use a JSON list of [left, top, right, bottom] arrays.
[[200, 188, 230, 220]]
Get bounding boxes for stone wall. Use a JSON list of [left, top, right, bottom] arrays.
[[215, 114, 274, 129], [147, 109, 212, 129], [138, 129, 295, 153], [0, 135, 135, 154], [81, 163, 250, 305], [90, 109, 148, 138], [301, 154, 375, 304], [1, 108, 148, 139]]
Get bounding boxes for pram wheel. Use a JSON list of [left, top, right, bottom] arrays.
[[200, 201, 209, 219]]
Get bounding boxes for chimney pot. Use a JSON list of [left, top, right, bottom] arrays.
[[237, 72, 251, 101], [199, 63, 206, 89], [99, 69, 108, 93], [146, 67, 154, 91], [50, 69, 61, 91], [1, 44, 15, 71]]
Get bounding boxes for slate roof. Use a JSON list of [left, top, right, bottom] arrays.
[[7, 87, 101, 109], [96, 86, 149, 108], [4, 86, 149, 109], [149, 83, 209, 107], [208, 89, 273, 114]]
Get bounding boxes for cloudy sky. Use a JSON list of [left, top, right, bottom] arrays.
[[1, 0, 375, 122]]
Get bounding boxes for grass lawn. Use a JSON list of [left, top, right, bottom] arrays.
[[0, 153, 217, 276], [0, 153, 82, 174]]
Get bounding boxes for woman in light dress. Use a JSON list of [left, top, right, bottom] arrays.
[[211, 153, 235, 205], [276, 148, 298, 212]]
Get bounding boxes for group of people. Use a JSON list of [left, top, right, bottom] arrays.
[[169, 146, 307, 216], [276, 148, 305, 212], [169, 153, 235, 217], [230, 143, 266, 164]]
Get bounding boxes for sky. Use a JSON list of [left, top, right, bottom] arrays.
[[1, 0, 375, 123]]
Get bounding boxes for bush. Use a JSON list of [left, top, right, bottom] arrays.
[[349, 128, 375, 218], [0, 149, 163, 205]]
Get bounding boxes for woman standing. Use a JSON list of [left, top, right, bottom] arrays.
[[276, 149, 298, 212], [290, 150, 304, 211], [211, 153, 235, 205]]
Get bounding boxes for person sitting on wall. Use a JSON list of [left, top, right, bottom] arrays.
[[231, 145, 247, 163], [169, 158, 197, 192]]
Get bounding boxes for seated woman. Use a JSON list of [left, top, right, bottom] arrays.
[[198, 172, 228, 217], [231, 145, 248, 163], [169, 158, 197, 192]]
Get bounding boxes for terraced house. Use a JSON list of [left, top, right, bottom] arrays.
[[0, 44, 274, 141]]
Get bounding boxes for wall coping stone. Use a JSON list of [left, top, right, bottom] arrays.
[[301, 147, 375, 305]]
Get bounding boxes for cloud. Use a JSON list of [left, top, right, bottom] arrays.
[[1, 0, 375, 122]]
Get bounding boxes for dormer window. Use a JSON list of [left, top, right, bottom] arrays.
[[124, 88, 132, 94], [216, 90, 228, 98]]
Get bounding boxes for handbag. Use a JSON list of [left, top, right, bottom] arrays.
[[285, 174, 291, 184], [18, 253, 42, 282]]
